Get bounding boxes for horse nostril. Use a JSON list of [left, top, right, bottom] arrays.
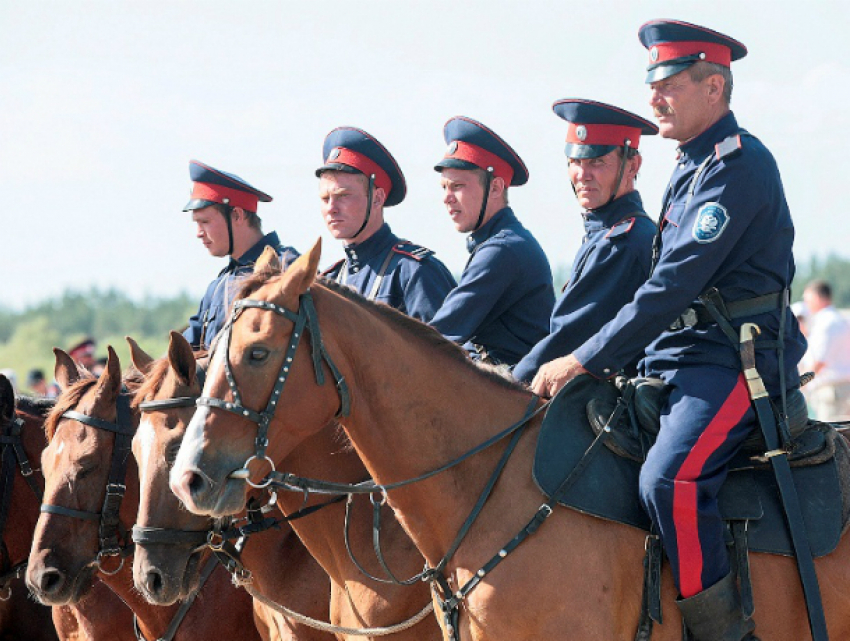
[[39, 568, 66, 596], [145, 570, 163, 597], [188, 472, 206, 495]]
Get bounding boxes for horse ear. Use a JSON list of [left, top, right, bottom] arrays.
[[282, 238, 321, 296], [54, 348, 82, 390], [93, 346, 122, 403], [167, 331, 197, 386], [254, 246, 281, 274], [126, 336, 155, 375], [0, 375, 14, 423]]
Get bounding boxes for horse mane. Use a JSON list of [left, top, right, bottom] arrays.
[[44, 376, 98, 441], [234, 269, 525, 394], [15, 394, 56, 418]]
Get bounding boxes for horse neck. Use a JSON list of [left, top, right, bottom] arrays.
[[5, 413, 46, 563], [326, 291, 537, 555]]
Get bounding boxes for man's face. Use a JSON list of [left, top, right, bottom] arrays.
[[318, 171, 370, 241], [440, 168, 485, 233], [568, 150, 626, 211], [649, 69, 714, 142], [191, 205, 229, 257]]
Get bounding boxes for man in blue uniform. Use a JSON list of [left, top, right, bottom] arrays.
[[182, 160, 299, 349], [317, 127, 456, 322], [513, 100, 657, 383], [531, 21, 806, 641], [429, 117, 554, 366]]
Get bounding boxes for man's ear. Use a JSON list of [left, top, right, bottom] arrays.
[[628, 153, 643, 180], [490, 176, 506, 199], [704, 73, 725, 105], [230, 207, 247, 224], [372, 187, 387, 210]]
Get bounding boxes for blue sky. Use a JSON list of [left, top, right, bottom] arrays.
[[3, 1, 849, 309]]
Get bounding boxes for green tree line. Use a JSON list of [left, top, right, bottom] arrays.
[[0, 288, 196, 393], [2, 253, 847, 394]]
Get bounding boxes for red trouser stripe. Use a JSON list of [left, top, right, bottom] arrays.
[[673, 375, 751, 597]]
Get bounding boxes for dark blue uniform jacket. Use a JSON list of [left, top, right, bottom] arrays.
[[184, 231, 299, 349], [430, 207, 554, 366], [574, 112, 806, 394], [513, 191, 655, 382], [322, 223, 456, 323]]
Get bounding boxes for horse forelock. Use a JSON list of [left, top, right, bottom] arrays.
[[131, 358, 173, 408], [44, 376, 99, 441]]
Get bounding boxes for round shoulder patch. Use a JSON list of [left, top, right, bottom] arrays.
[[692, 202, 730, 244]]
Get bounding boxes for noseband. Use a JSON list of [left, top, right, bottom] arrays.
[[0, 411, 43, 599], [40, 393, 135, 575], [196, 290, 350, 487]]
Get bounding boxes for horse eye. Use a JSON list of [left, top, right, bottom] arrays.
[[250, 347, 269, 362]]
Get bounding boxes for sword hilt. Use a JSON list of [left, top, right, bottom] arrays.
[[739, 322, 768, 399]]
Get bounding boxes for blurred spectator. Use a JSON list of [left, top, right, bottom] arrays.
[[0, 369, 18, 394], [791, 300, 809, 337], [91, 357, 108, 378], [802, 280, 850, 421], [26, 369, 60, 398], [68, 337, 97, 371]]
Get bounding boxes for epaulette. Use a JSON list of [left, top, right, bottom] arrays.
[[392, 241, 434, 262], [715, 134, 743, 161], [605, 217, 637, 240], [320, 258, 345, 278]]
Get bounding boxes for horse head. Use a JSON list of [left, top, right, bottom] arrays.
[[171, 240, 343, 517], [27, 347, 139, 605], [130, 332, 214, 605]]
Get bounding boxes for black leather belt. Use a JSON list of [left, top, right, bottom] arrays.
[[669, 291, 785, 331]]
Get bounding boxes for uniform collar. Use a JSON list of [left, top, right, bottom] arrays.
[[344, 223, 396, 269], [677, 111, 739, 162], [582, 191, 644, 232], [466, 207, 515, 254], [225, 231, 281, 272]]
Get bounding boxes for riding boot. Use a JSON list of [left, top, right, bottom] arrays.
[[676, 571, 758, 641]]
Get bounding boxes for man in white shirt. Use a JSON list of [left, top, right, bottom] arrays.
[[802, 279, 850, 420]]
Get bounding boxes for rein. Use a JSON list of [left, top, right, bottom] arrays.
[[40, 392, 135, 575], [0, 411, 44, 600]]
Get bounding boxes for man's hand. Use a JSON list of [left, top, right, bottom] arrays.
[[530, 354, 588, 398]]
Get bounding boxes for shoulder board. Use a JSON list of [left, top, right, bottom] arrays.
[[392, 241, 434, 262], [604, 217, 637, 240], [320, 258, 345, 277], [715, 134, 743, 161]]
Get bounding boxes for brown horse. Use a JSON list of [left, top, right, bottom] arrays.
[[0, 375, 135, 641], [167, 255, 441, 639], [128, 333, 333, 641], [171, 240, 850, 640], [27, 348, 262, 641]]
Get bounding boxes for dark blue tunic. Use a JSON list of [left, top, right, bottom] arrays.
[[513, 191, 655, 383], [429, 207, 554, 366], [183, 231, 299, 350], [322, 223, 456, 323]]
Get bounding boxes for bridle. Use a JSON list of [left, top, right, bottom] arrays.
[[196, 290, 350, 487], [0, 410, 43, 600], [40, 392, 135, 575]]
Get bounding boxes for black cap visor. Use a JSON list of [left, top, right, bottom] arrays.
[[565, 143, 620, 160], [434, 157, 480, 173], [645, 59, 699, 84], [183, 199, 220, 212], [315, 163, 364, 179]]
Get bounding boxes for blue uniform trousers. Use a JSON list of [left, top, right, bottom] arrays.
[[639, 366, 756, 598]]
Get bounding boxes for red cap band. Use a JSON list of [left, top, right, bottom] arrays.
[[443, 140, 514, 184], [326, 148, 392, 196], [191, 182, 260, 212], [566, 123, 643, 149], [649, 40, 732, 68]]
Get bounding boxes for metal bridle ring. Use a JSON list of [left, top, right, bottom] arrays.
[[96, 551, 125, 576], [370, 488, 389, 507], [239, 455, 276, 489]]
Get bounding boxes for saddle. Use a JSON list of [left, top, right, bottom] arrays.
[[532, 375, 850, 558]]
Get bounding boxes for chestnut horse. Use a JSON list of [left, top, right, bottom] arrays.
[[127, 334, 333, 641], [171, 240, 850, 641], [0, 375, 135, 641], [166, 255, 441, 641], [27, 348, 262, 641]]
